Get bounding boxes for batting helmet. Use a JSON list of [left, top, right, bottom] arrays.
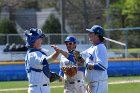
[[64, 36, 77, 43], [25, 28, 45, 46], [86, 25, 104, 36]]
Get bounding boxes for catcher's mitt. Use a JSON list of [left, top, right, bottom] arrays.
[[50, 72, 61, 82], [61, 66, 77, 77], [72, 50, 85, 66]]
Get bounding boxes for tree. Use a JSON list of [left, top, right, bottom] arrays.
[[122, 0, 140, 27], [42, 14, 61, 33], [110, 0, 140, 27], [42, 14, 61, 44], [0, 19, 18, 44], [60, 0, 106, 33], [18, 0, 40, 10], [122, 0, 140, 48], [0, 19, 17, 34], [109, 0, 140, 48]]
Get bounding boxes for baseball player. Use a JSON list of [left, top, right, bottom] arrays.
[[52, 36, 85, 93], [83, 25, 108, 93], [24, 28, 60, 93]]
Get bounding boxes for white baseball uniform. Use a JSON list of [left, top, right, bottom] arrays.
[[59, 51, 85, 93], [82, 43, 108, 93], [25, 48, 52, 93]]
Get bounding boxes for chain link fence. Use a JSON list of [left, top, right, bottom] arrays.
[[0, 33, 90, 45], [0, 32, 140, 62]]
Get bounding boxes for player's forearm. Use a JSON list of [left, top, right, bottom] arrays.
[[51, 51, 60, 60], [59, 49, 69, 58], [46, 51, 59, 63], [51, 45, 69, 58]]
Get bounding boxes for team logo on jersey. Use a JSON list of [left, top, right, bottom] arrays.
[[89, 53, 93, 61]]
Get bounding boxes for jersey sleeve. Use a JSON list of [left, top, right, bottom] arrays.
[[93, 45, 108, 71]]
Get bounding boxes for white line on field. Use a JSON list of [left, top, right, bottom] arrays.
[[0, 86, 63, 92], [0, 80, 140, 92], [108, 80, 140, 84]]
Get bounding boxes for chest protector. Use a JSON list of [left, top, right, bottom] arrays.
[[25, 48, 50, 78]]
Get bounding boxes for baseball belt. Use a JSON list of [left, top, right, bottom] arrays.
[[65, 80, 81, 84], [29, 83, 49, 87]]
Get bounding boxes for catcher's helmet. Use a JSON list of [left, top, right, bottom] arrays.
[[25, 28, 45, 46], [64, 36, 77, 43], [86, 25, 104, 36]]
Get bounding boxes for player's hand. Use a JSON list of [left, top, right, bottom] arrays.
[[51, 45, 61, 53], [87, 63, 94, 70], [58, 76, 63, 82]]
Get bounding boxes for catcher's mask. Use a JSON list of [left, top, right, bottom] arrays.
[[25, 28, 45, 46], [86, 25, 104, 36], [64, 36, 77, 43]]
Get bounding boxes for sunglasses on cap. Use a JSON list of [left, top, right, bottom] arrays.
[[65, 42, 73, 45]]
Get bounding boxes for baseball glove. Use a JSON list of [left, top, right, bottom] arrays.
[[72, 50, 85, 66], [61, 66, 77, 77], [50, 72, 61, 82]]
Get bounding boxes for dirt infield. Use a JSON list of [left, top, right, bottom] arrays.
[[0, 80, 140, 92]]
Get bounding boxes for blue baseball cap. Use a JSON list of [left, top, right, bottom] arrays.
[[64, 36, 77, 43], [86, 25, 104, 36]]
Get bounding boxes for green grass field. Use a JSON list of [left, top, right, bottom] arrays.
[[0, 76, 140, 93]]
